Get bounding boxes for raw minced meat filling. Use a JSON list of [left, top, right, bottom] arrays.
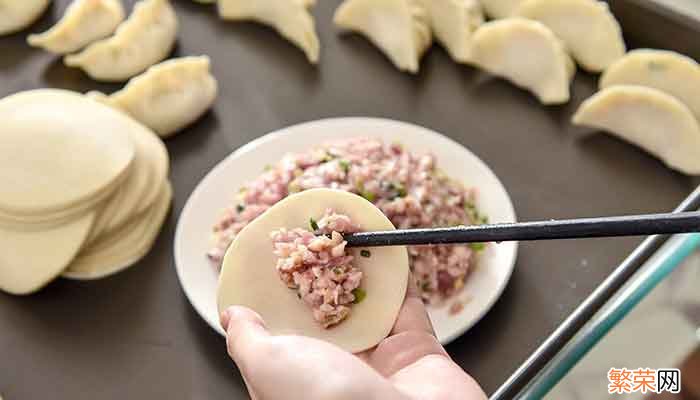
[[210, 137, 488, 306], [271, 210, 363, 328]]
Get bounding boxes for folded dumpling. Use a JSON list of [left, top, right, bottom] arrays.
[[28, 0, 125, 54], [218, 0, 320, 64], [64, 0, 178, 82], [0, 0, 51, 35], [420, 0, 484, 64], [479, 0, 524, 19], [600, 49, 700, 122], [573, 85, 700, 175], [334, 0, 432, 74], [516, 0, 625, 72], [88, 56, 218, 138], [471, 18, 575, 104]]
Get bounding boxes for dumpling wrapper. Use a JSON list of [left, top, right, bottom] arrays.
[[63, 182, 172, 280], [218, 189, 409, 353], [599, 49, 700, 122], [0, 0, 50, 35], [334, 0, 432, 74], [0, 211, 95, 295], [64, 0, 178, 82], [85, 118, 169, 244], [0, 89, 135, 216], [88, 56, 218, 138], [573, 85, 700, 175], [421, 0, 484, 64], [27, 0, 125, 54], [218, 0, 320, 64], [479, 0, 524, 19], [516, 0, 625, 73], [471, 18, 575, 105]]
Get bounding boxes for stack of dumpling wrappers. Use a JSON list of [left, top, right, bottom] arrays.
[[0, 89, 172, 295]]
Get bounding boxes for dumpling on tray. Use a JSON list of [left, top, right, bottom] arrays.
[[64, 0, 178, 82], [515, 0, 625, 73], [573, 85, 700, 175], [218, 0, 320, 64], [420, 0, 484, 64], [28, 0, 125, 54], [600, 49, 700, 122], [88, 56, 218, 138], [470, 18, 575, 105], [218, 189, 409, 353], [334, 0, 432, 74]]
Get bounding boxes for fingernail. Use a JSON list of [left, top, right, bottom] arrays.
[[220, 309, 231, 330]]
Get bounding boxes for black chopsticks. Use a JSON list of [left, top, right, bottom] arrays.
[[342, 211, 700, 248]]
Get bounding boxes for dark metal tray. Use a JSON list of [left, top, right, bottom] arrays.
[[1, 0, 699, 398]]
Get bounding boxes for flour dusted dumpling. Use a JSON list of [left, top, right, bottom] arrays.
[[421, 0, 484, 64], [479, 0, 524, 19], [0, 0, 50, 36], [64, 0, 178, 82], [88, 56, 218, 137], [27, 0, 125, 54], [218, 189, 409, 353], [573, 85, 700, 175], [600, 50, 700, 122], [218, 0, 320, 64], [334, 0, 432, 73], [516, 0, 625, 72], [471, 18, 575, 105]]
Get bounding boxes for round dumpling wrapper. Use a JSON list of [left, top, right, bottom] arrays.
[[217, 188, 410, 353], [63, 182, 172, 280], [0, 89, 135, 215], [0, 211, 96, 295]]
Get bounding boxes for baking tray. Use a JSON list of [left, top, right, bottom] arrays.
[[0, 0, 698, 398]]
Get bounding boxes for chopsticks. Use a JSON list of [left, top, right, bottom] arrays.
[[342, 211, 700, 248]]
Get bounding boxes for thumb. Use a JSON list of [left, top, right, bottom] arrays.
[[221, 306, 270, 365]]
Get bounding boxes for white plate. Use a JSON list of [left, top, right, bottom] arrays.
[[174, 118, 518, 345]]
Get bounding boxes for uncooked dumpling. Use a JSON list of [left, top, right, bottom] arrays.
[[471, 18, 575, 105], [0, 89, 135, 216], [516, 0, 625, 72], [421, 0, 484, 64], [218, 0, 320, 64], [218, 189, 409, 353], [64, 0, 178, 82], [479, 0, 524, 19], [599, 49, 700, 122], [63, 182, 172, 280], [0, 0, 50, 35], [334, 0, 432, 74], [0, 211, 95, 295], [573, 85, 700, 175], [27, 0, 125, 54], [88, 56, 218, 137]]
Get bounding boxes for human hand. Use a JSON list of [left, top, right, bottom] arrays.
[[220, 277, 488, 400]]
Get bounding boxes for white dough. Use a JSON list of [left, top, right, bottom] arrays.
[[218, 0, 320, 64], [0, 89, 135, 216], [516, 0, 625, 73], [470, 18, 575, 105], [88, 56, 218, 137], [218, 189, 409, 353], [86, 118, 169, 244], [479, 0, 524, 19], [573, 85, 700, 175], [0, 211, 95, 295], [64, 0, 178, 82], [27, 0, 125, 54], [421, 0, 484, 64], [334, 0, 432, 74], [0, 0, 50, 36], [63, 182, 172, 280], [600, 49, 700, 122]]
